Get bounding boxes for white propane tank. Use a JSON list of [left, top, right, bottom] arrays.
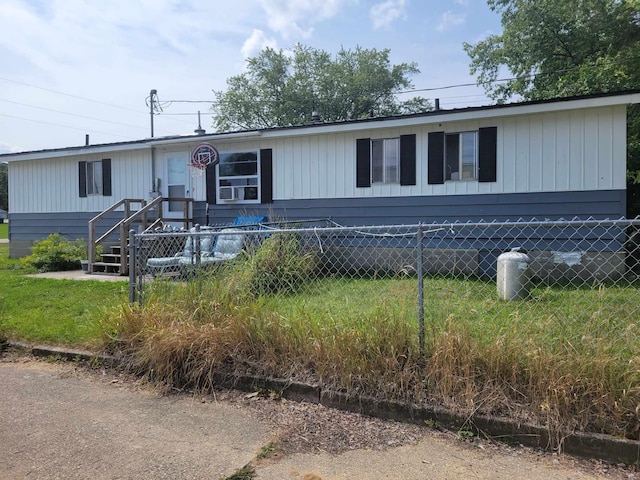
[[497, 248, 530, 301]]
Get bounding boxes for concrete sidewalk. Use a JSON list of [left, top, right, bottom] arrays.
[[0, 358, 614, 480], [27, 269, 129, 282]]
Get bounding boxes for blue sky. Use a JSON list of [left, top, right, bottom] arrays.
[[0, 0, 503, 153]]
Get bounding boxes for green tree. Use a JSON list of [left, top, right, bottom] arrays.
[[0, 162, 7, 212], [464, 0, 640, 216], [212, 45, 431, 131], [464, 0, 640, 101]]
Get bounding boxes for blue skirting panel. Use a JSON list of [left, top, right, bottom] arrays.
[[8, 190, 626, 259], [196, 190, 626, 227]]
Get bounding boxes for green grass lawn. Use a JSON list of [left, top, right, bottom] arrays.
[[0, 222, 7, 239], [0, 243, 128, 346]]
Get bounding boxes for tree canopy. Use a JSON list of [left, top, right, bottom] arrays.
[[464, 0, 640, 215], [464, 0, 640, 101], [212, 45, 431, 132]]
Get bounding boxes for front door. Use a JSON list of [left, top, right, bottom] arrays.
[[163, 151, 190, 221]]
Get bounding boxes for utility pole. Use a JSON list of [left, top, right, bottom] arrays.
[[149, 89, 157, 137]]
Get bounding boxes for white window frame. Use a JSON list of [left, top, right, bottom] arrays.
[[217, 150, 261, 204], [445, 131, 478, 181], [371, 137, 400, 184], [86, 160, 103, 195]]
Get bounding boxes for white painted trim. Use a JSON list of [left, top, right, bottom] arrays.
[[3, 143, 150, 162], [148, 130, 261, 147]]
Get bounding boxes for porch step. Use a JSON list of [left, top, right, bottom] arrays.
[[91, 261, 125, 275], [91, 244, 128, 275], [100, 253, 123, 263]]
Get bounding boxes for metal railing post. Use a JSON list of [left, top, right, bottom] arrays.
[[417, 223, 425, 362]]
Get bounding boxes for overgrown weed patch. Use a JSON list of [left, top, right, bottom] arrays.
[[103, 270, 640, 444]]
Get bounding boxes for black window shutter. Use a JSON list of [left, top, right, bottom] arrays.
[[79, 161, 87, 197], [206, 163, 217, 204], [356, 138, 371, 187], [427, 131, 445, 185], [102, 158, 112, 196], [400, 134, 416, 186], [478, 126, 497, 183], [260, 148, 273, 204]]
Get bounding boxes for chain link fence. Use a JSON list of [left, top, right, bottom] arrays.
[[129, 218, 640, 347], [120, 218, 640, 442]]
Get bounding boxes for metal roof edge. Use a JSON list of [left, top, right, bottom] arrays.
[[260, 90, 640, 137], [2, 90, 639, 160]]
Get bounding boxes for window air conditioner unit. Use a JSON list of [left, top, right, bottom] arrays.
[[219, 186, 237, 201]]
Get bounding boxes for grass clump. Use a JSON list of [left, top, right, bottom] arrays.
[[224, 232, 318, 299], [21, 233, 86, 272], [0, 222, 7, 239]]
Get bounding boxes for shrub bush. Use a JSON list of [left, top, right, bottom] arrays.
[[21, 234, 86, 272]]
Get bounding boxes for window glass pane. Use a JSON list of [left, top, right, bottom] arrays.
[[220, 178, 258, 187], [445, 134, 459, 181], [219, 152, 258, 177], [460, 132, 477, 180], [371, 140, 384, 183], [385, 138, 399, 183], [168, 185, 185, 211], [168, 157, 186, 185], [86, 162, 94, 195], [86, 161, 103, 195], [243, 186, 258, 200]]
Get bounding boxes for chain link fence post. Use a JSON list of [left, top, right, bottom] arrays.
[[416, 223, 425, 362], [128, 229, 137, 304]]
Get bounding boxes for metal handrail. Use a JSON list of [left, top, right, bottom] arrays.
[[88, 196, 193, 274], [88, 199, 145, 273]]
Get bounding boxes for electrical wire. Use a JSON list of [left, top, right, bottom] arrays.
[[0, 76, 146, 114], [0, 113, 138, 139], [0, 99, 150, 131]]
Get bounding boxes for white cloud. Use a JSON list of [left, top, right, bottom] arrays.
[[455, 0, 469, 5], [0, 0, 260, 150], [241, 29, 279, 59], [257, 0, 350, 39], [436, 11, 466, 32], [370, 0, 406, 30], [0, 142, 24, 154]]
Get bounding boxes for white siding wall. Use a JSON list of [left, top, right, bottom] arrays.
[[267, 105, 626, 200], [8, 104, 627, 213], [9, 148, 150, 214]]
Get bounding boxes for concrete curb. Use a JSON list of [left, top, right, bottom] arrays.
[[5, 341, 639, 466]]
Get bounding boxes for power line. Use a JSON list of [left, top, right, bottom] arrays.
[[0, 76, 195, 128], [0, 76, 146, 114], [0, 113, 138, 140], [0, 98, 150, 131], [157, 112, 206, 116], [165, 99, 216, 103]]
